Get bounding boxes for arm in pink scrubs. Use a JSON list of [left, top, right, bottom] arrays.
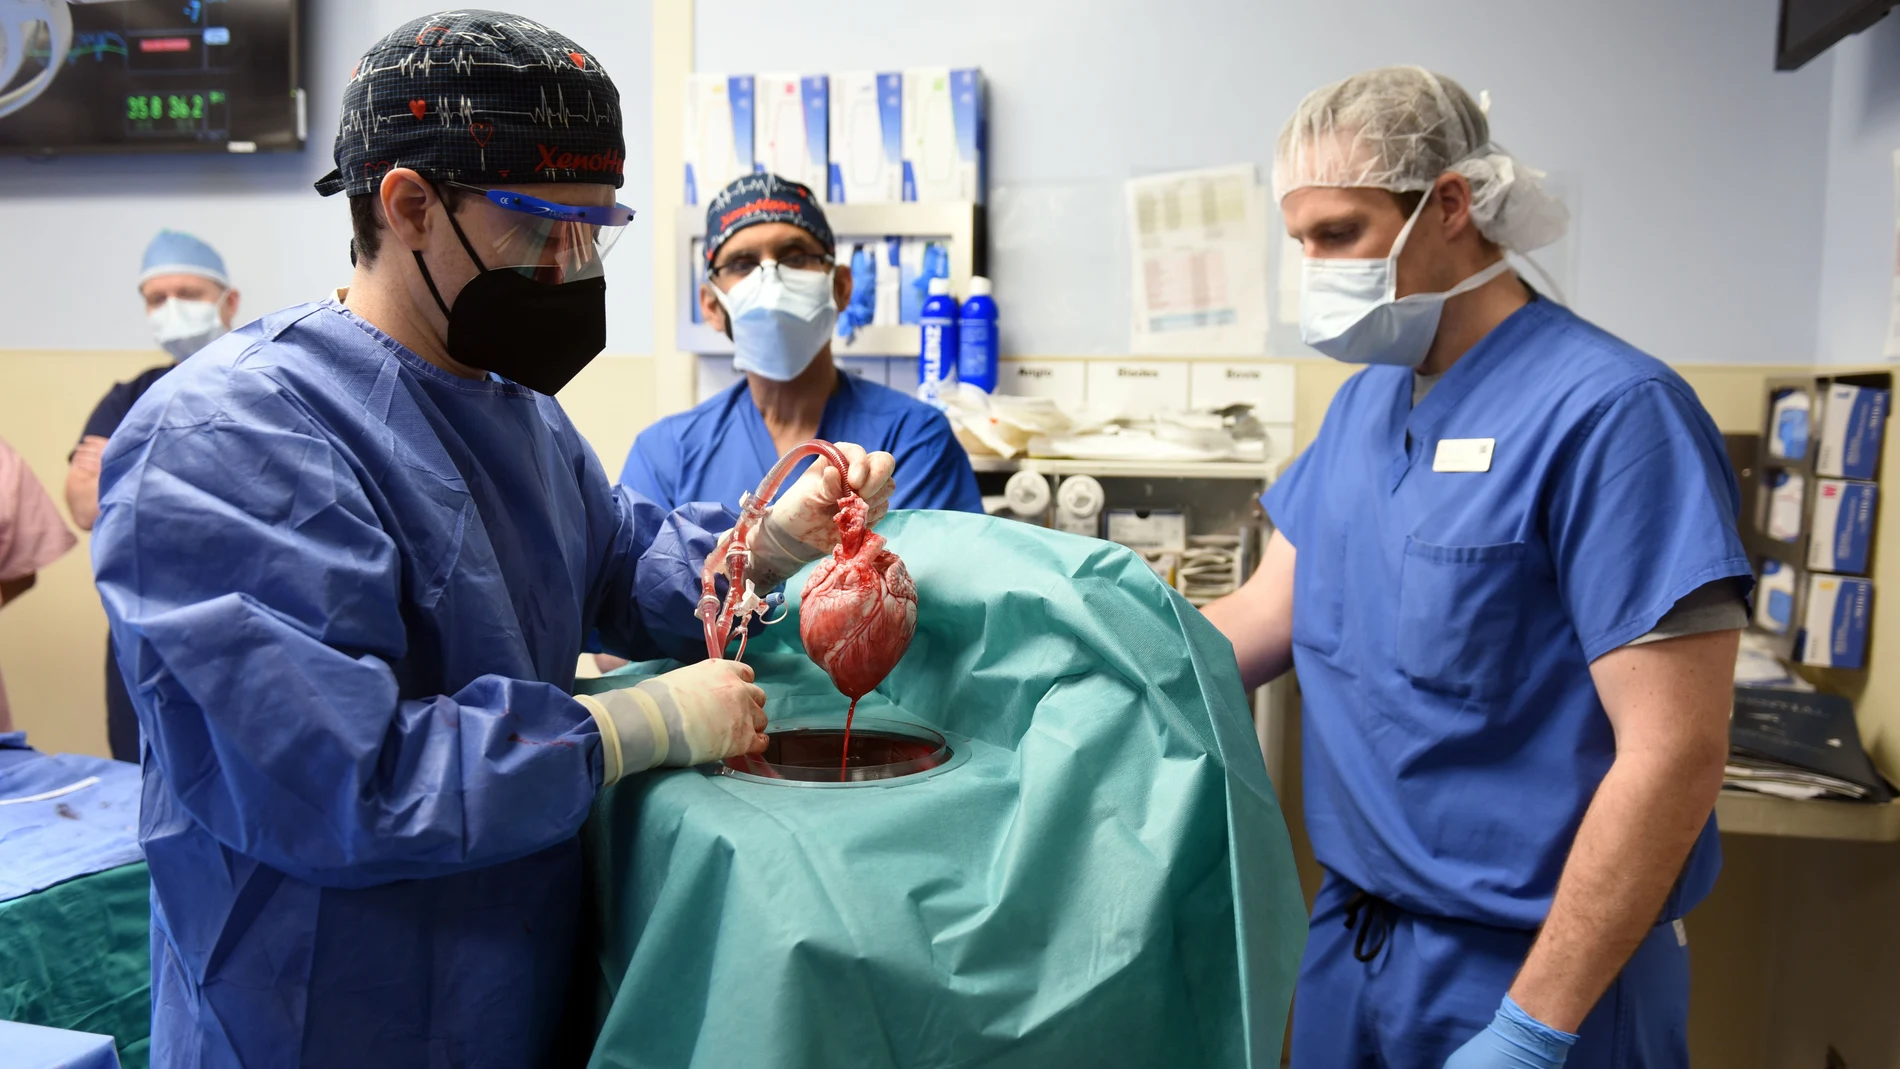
[[0, 437, 78, 731]]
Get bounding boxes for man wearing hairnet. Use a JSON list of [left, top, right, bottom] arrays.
[[89, 11, 892, 1066], [1206, 67, 1747, 1067], [67, 230, 239, 760]]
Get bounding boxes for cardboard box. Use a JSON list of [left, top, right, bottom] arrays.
[[1808, 479, 1878, 575], [755, 73, 828, 195], [1799, 574, 1872, 669], [828, 71, 903, 203], [1816, 383, 1889, 480], [902, 67, 985, 202], [683, 74, 755, 206]]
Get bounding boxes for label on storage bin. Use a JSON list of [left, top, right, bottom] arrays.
[[1432, 438, 1494, 473]]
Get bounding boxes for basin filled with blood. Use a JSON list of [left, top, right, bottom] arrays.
[[722, 717, 951, 783]]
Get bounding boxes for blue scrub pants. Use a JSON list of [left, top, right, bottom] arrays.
[[1291, 875, 1690, 1068]]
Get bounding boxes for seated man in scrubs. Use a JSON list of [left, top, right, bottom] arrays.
[[1203, 67, 1747, 1069], [620, 173, 981, 515], [67, 229, 239, 760], [90, 12, 892, 1067]]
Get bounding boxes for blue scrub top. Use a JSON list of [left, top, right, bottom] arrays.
[[620, 371, 984, 515], [1264, 298, 1750, 930], [90, 300, 731, 1068]]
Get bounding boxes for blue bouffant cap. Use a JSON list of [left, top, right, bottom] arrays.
[[704, 173, 834, 264], [315, 10, 624, 198], [139, 230, 228, 288]]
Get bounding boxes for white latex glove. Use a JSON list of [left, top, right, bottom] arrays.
[[743, 442, 897, 589], [574, 659, 767, 784]]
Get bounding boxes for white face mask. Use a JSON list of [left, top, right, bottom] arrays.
[[149, 297, 227, 361], [711, 262, 838, 383], [1298, 195, 1512, 368]]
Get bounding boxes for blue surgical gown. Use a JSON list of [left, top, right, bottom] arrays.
[[619, 372, 984, 515], [1264, 298, 1750, 930], [89, 300, 731, 1069]]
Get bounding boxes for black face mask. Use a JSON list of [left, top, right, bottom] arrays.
[[413, 192, 607, 396]]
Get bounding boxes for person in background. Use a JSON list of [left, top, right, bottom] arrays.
[[0, 436, 77, 733], [66, 229, 239, 761], [1203, 67, 1747, 1068], [620, 173, 981, 515], [89, 12, 892, 1066]]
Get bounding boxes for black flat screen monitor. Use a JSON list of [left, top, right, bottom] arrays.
[[1778, 0, 1898, 70], [0, 0, 302, 155]]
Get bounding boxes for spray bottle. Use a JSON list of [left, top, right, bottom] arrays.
[[917, 276, 958, 408], [957, 276, 998, 393]]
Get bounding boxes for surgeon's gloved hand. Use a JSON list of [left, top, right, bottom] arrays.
[[1443, 996, 1577, 1069], [575, 659, 768, 785], [742, 442, 897, 589]]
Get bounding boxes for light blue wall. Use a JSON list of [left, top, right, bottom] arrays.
[[0, 0, 654, 353], [0, 0, 1847, 365], [1816, 12, 1900, 366], [699, 0, 1836, 363]]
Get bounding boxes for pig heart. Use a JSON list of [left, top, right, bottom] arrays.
[[800, 495, 917, 700]]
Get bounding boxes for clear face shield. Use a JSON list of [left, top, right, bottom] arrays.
[[439, 180, 637, 285]]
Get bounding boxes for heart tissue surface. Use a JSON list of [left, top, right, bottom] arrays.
[[799, 495, 918, 699]]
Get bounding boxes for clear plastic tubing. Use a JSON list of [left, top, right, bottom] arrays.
[[697, 439, 852, 662]]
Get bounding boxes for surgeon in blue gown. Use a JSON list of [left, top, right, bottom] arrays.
[[89, 13, 892, 1068], [1204, 69, 1749, 1069], [620, 173, 982, 517]]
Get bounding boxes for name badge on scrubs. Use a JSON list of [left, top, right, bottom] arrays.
[[1432, 438, 1495, 473]]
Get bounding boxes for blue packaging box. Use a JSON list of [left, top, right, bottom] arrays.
[[1817, 383, 1888, 480], [1799, 574, 1873, 669], [1807, 479, 1878, 575]]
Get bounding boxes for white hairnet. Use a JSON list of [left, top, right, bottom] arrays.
[[1273, 66, 1569, 253]]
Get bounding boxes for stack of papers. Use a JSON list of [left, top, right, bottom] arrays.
[[1724, 687, 1893, 804], [1724, 755, 1878, 801]]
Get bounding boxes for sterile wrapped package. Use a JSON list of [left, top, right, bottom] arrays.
[[575, 511, 1306, 1068], [942, 384, 1074, 458]]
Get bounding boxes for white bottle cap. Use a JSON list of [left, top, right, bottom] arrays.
[[928, 277, 951, 296], [967, 276, 991, 297]]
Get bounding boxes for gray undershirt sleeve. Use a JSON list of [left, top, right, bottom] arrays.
[[1625, 578, 1750, 647]]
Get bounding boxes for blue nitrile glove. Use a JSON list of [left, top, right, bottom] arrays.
[[839, 244, 877, 341], [909, 241, 949, 309], [1443, 996, 1578, 1069]]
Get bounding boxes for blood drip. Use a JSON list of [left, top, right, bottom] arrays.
[[840, 697, 858, 781], [800, 494, 919, 767]]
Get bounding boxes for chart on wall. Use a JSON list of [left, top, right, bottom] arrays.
[[0, 0, 302, 155]]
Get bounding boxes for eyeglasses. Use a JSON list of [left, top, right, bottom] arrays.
[[442, 181, 638, 228], [707, 251, 835, 284], [437, 180, 637, 284]]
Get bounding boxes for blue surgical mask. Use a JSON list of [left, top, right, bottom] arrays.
[[1299, 196, 1511, 368], [712, 262, 838, 382]]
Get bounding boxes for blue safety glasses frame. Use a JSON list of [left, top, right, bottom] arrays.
[[442, 180, 638, 228], [436, 180, 638, 284]]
